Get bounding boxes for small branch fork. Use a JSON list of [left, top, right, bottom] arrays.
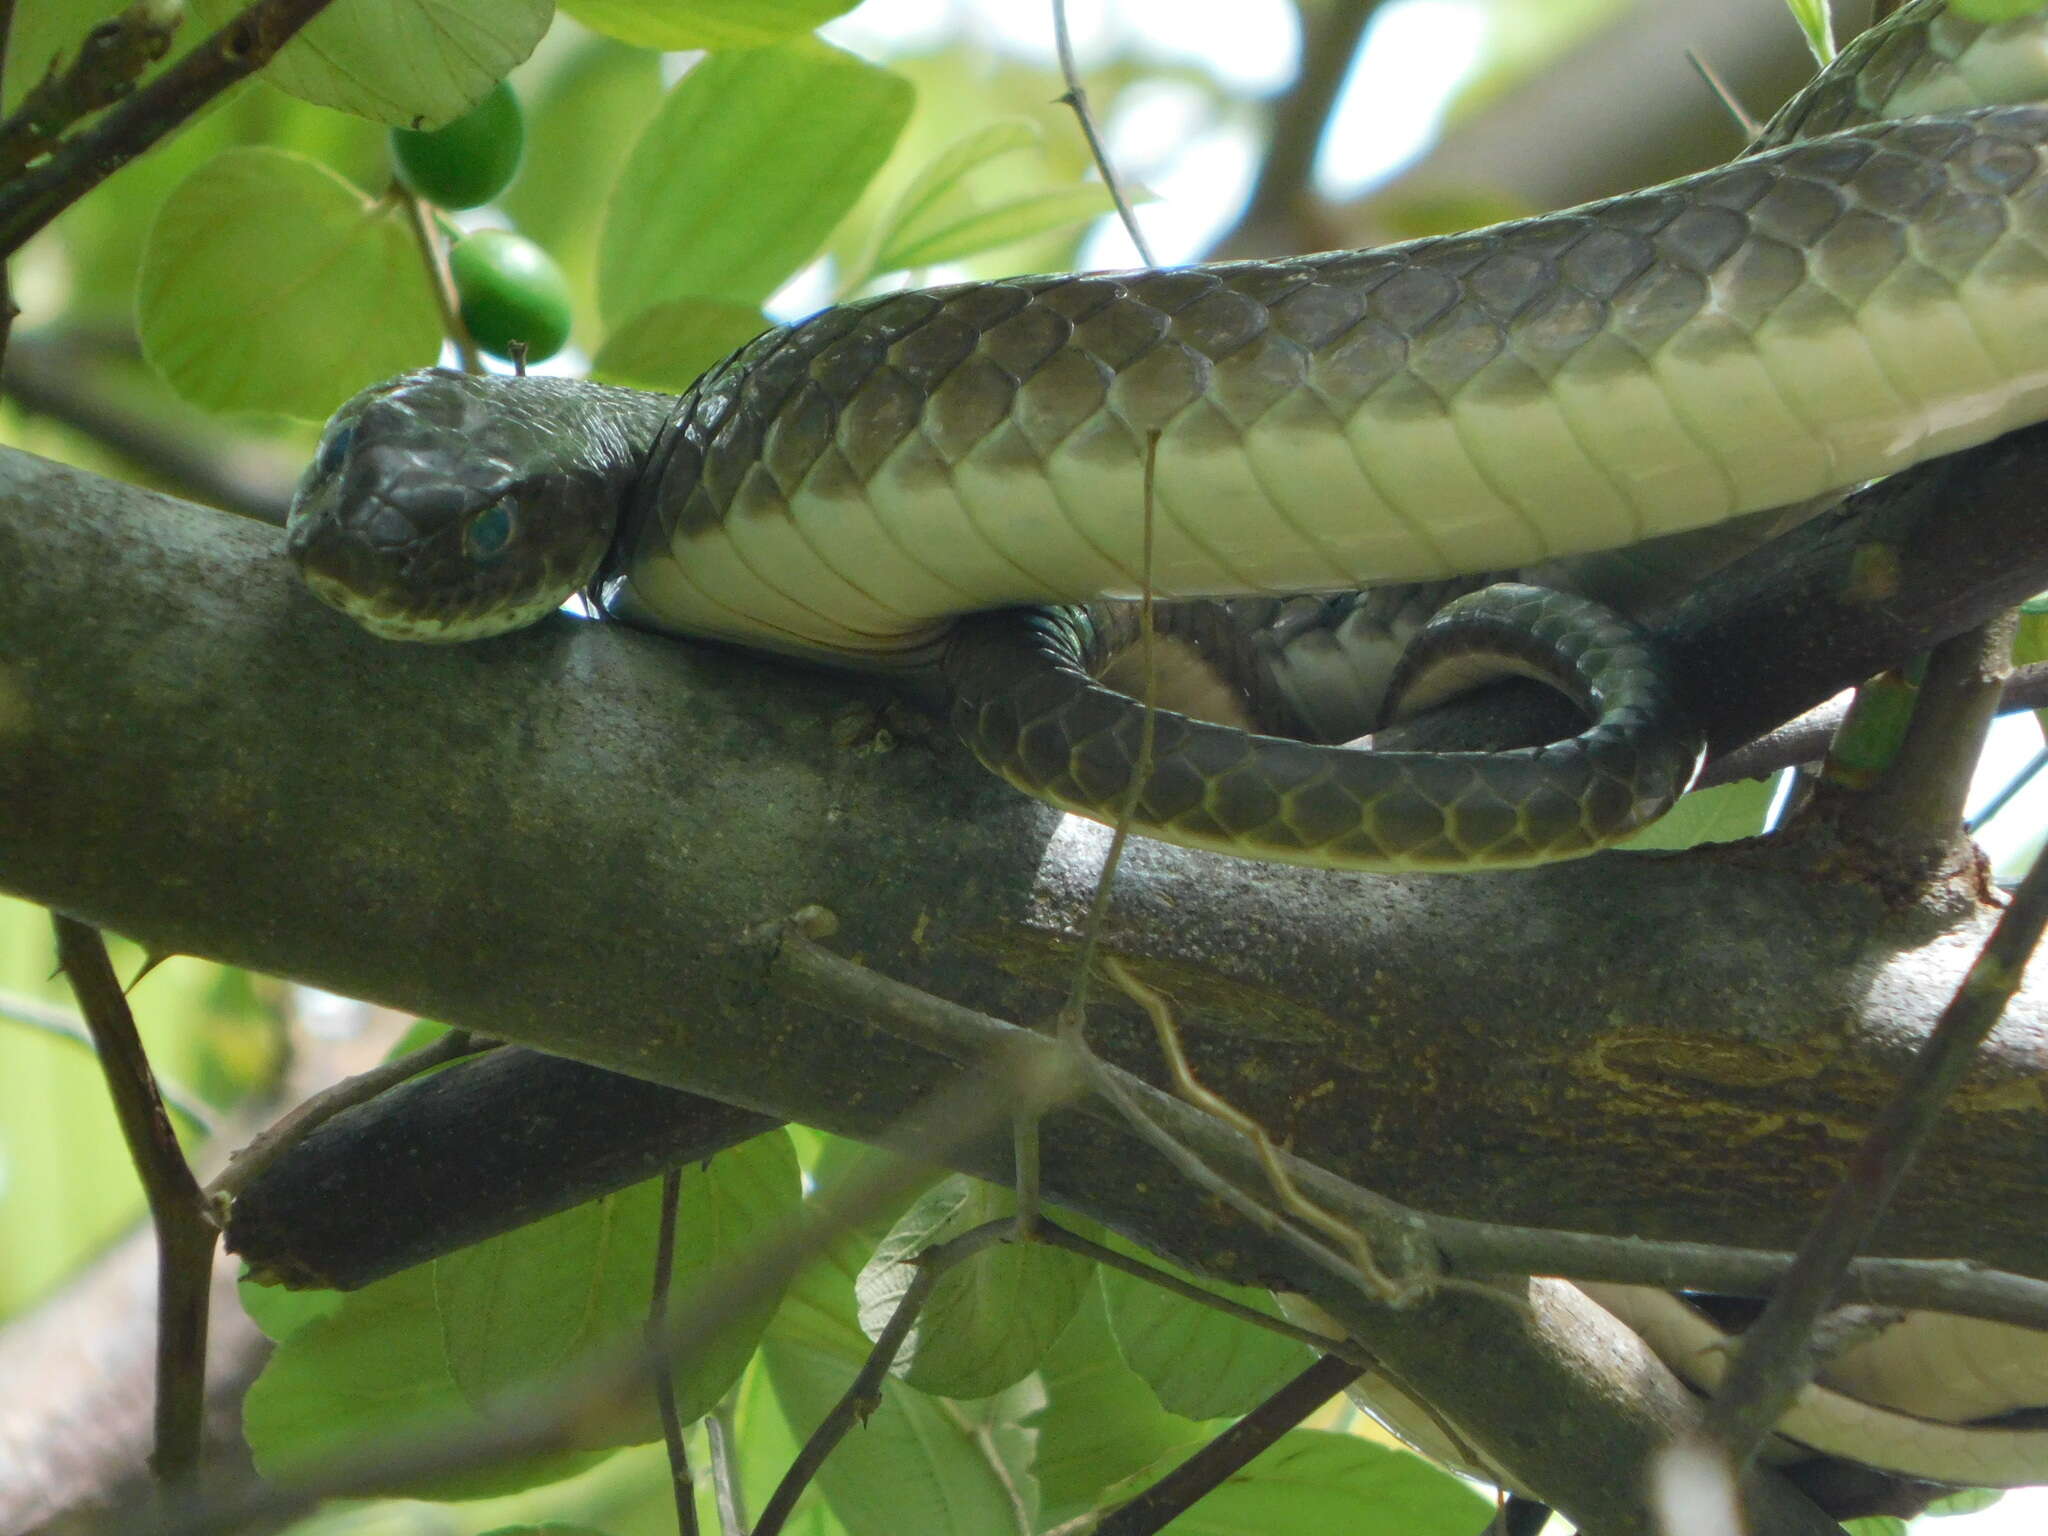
[[51, 916, 217, 1491], [0, 2, 179, 183], [766, 924, 2048, 1329], [1694, 810, 2048, 1473], [753, 1207, 1365, 1536], [752, 1220, 1012, 1536], [134, 1020, 1083, 1535], [0, 0, 344, 259], [1050, 0, 1154, 266]]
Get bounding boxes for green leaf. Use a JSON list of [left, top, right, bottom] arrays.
[[1781, 0, 1834, 66], [236, 1274, 343, 1343], [1096, 1241, 1315, 1421], [1949, 0, 2048, 20], [136, 148, 440, 420], [1924, 1487, 2003, 1517], [244, 1133, 798, 1493], [479, 1526, 613, 1536], [560, 0, 863, 49], [764, 1222, 1040, 1536], [1032, 1283, 1211, 1528], [598, 41, 912, 321], [2013, 611, 2048, 738], [1098, 1429, 1490, 1535], [436, 1130, 801, 1447], [242, 1262, 610, 1500], [731, 1354, 854, 1536], [1839, 1519, 1909, 1536], [853, 118, 1131, 283], [593, 298, 770, 393], [855, 1177, 1092, 1400], [193, 0, 549, 127], [498, 36, 665, 315], [1618, 775, 1778, 852], [859, 118, 1038, 275], [877, 184, 1124, 276]]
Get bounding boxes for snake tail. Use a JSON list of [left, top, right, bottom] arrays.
[[945, 585, 1703, 871]]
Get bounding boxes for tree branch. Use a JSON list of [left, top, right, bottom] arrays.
[[0, 0, 341, 257], [4, 440, 2046, 1531]]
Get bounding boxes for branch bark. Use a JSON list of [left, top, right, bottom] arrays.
[[3, 440, 2046, 1530]]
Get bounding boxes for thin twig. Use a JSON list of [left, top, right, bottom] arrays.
[[141, 1040, 1066, 1535], [1700, 834, 2048, 1467], [1051, 0, 1154, 265], [1069, 1027, 1410, 1304], [1102, 953, 1418, 1305], [206, 1029, 491, 1204], [1027, 433, 1163, 1231], [0, 0, 344, 258], [770, 926, 2048, 1334], [1090, 1353, 1363, 1536], [772, 919, 1413, 1300], [649, 1167, 699, 1536], [51, 914, 217, 1489], [1028, 1219, 1366, 1358], [1842, 614, 2018, 873], [1970, 744, 2048, 832], [0, 2, 181, 181], [397, 185, 481, 373], [0, 986, 216, 1130], [705, 1398, 748, 1536], [1056, 431, 1162, 1038], [1687, 48, 1760, 139], [753, 1218, 1015, 1536], [1, 334, 297, 521]]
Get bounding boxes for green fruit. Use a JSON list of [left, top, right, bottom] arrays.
[[449, 230, 573, 363], [392, 82, 524, 210]]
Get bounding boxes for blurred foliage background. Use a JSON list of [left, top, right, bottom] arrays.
[[9, 1, 2048, 1533]]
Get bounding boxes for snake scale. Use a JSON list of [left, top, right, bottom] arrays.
[[287, 0, 2048, 1493]]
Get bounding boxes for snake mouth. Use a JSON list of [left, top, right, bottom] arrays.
[[286, 506, 567, 642], [296, 566, 555, 641]]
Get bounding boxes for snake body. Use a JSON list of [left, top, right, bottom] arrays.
[[291, 0, 2048, 869]]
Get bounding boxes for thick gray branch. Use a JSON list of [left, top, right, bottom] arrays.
[[1, 444, 2041, 1533]]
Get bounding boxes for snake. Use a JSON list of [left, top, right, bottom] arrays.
[[285, 0, 2048, 1488], [290, 0, 2048, 873]]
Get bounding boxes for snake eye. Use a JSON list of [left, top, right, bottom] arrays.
[[464, 502, 515, 561], [313, 422, 355, 482]]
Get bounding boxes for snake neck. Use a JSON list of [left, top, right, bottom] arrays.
[[592, 386, 688, 617]]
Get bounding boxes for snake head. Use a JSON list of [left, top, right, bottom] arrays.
[[286, 367, 654, 642]]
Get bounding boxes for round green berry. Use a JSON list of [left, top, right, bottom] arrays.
[[448, 230, 573, 364], [392, 82, 524, 210]]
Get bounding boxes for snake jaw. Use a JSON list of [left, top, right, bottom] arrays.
[[286, 479, 596, 642]]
